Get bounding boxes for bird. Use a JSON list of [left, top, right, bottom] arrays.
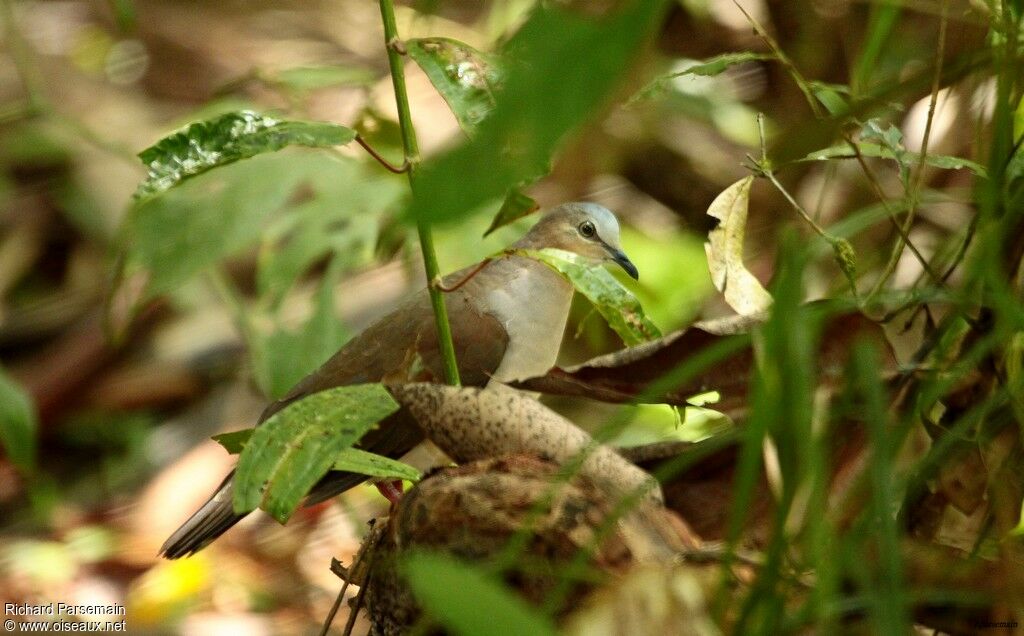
[[160, 202, 638, 558]]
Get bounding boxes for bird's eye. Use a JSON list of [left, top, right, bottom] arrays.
[[578, 221, 596, 238]]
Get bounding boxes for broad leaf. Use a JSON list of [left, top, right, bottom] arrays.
[[803, 142, 988, 177], [255, 158, 401, 305], [251, 255, 349, 399], [213, 429, 420, 481], [407, 38, 503, 133], [233, 384, 399, 522], [704, 177, 773, 316], [630, 52, 773, 103], [0, 368, 36, 473], [403, 552, 558, 636], [483, 189, 539, 236], [512, 248, 660, 346], [406, 1, 668, 226], [134, 110, 356, 200]]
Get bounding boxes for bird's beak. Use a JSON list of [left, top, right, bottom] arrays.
[[609, 248, 639, 281]]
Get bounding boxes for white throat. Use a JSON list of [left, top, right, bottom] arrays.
[[483, 258, 573, 383]]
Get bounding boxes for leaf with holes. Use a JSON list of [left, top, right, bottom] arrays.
[[134, 110, 356, 201], [233, 384, 399, 522], [407, 2, 668, 226], [513, 248, 660, 346], [407, 37, 503, 133]]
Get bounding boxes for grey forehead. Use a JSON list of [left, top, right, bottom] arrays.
[[564, 202, 620, 235]]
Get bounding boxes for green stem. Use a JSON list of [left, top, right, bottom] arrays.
[[867, 0, 949, 301], [378, 0, 461, 386]]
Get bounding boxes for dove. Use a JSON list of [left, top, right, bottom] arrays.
[[161, 202, 638, 558]]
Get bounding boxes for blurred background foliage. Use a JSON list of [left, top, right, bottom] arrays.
[[0, 0, 1021, 633]]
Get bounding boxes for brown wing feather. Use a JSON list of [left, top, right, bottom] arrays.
[[160, 278, 508, 558], [260, 283, 509, 503]]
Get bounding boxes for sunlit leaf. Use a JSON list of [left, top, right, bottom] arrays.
[[407, 38, 503, 132], [483, 189, 539, 236], [704, 177, 773, 316], [403, 552, 559, 636], [233, 384, 399, 522], [513, 247, 661, 346], [630, 52, 773, 103], [0, 367, 36, 473], [407, 1, 668, 226], [214, 429, 420, 481], [134, 110, 356, 200]]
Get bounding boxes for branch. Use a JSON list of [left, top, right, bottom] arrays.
[[377, 0, 461, 386]]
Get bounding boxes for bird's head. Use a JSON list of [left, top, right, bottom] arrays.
[[517, 202, 639, 280]]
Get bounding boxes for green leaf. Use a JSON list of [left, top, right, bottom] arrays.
[[483, 189, 539, 237], [1014, 93, 1024, 145], [255, 158, 401, 305], [403, 552, 558, 636], [251, 255, 350, 400], [704, 177, 773, 316], [214, 431, 419, 481], [851, 4, 901, 93], [272, 65, 377, 92], [212, 429, 252, 454], [332, 448, 421, 482], [233, 384, 400, 522], [513, 248, 661, 346], [407, 38, 503, 133], [134, 110, 356, 201], [124, 156, 296, 296], [803, 141, 988, 178], [0, 367, 36, 474], [118, 151, 366, 311], [630, 51, 773, 103], [407, 1, 668, 227]]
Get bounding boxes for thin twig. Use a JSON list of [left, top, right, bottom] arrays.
[[733, 0, 824, 119], [342, 538, 379, 636], [843, 135, 940, 283], [355, 134, 409, 174], [868, 0, 949, 299], [320, 519, 380, 636], [319, 563, 356, 636], [434, 258, 493, 292]]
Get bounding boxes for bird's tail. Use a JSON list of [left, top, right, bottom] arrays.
[[160, 472, 246, 559]]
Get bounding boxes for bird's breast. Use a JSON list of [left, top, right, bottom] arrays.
[[483, 262, 574, 383]]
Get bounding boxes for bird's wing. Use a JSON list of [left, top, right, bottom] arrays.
[[161, 271, 509, 558], [259, 281, 509, 503], [259, 282, 510, 421]]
